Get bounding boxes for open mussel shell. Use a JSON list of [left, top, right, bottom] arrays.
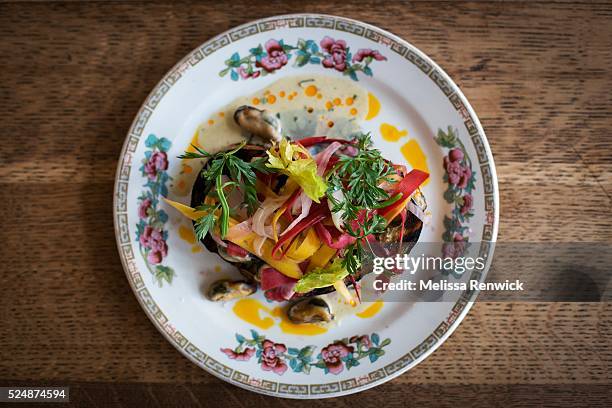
[[287, 297, 333, 324], [208, 279, 257, 302], [234, 105, 282, 144]]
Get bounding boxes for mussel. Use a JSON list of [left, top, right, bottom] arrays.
[[208, 279, 257, 302], [234, 105, 282, 143], [287, 297, 333, 324]]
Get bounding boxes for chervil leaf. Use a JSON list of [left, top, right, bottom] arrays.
[[178, 141, 272, 238], [324, 133, 396, 275], [194, 213, 216, 241]]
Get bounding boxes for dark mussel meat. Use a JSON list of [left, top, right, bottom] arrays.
[[234, 105, 282, 143], [208, 279, 257, 302], [287, 297, 333, 324]]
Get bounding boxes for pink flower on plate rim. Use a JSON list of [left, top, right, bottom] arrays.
[[320, 341, 354, 375], [138, 198, 152, 219], [320, 36, 348, 72], [220, 347, 255, 362], [443, 148, 471, 189], [256, 39, 288, 72], [144, 151, 168, 180], [460, 194, 473, 216], [139, 225, 168, 264], [448, 147, 464, 163], [352, 48, 386, 63], [260, 340, 288, 375]]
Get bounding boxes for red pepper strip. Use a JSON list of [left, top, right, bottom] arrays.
[[297, 136, 355, 147], [277, 187, 301, 224], [393, 169, 429, 198], [281, 209, 294, 223], [271, 204, 328, 259], [378, 169, 429, 221], [314, 223, 356, 250]]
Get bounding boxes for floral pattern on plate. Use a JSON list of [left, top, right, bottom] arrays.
[[135, 134, 175, 286], [219, 37, 387, 81], [434, 126, 477, 260], [221, 329, 390, 375], [115, 14, 498, 398]]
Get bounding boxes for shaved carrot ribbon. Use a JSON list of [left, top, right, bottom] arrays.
[[271, 187, 301, 241], [271, 207, 286, 242], [271, 203, 328, 259]]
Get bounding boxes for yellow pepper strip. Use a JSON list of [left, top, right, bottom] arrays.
[[271, 206, 286, 242], [163, 197, 302, 279], [306, 244, 337, 272], [229, 232, 303, 279], [163, 197, 238, 229], [286, 228, 322, 262], [333, 279, 355, 306], [162, 197, 210, 221]]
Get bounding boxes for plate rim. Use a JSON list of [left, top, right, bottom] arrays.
[[113, 12, 499, 399]]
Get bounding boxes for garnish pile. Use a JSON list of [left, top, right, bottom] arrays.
[[166, 134, 428, 304]]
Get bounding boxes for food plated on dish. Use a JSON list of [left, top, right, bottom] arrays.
[[163, 95, 429, 324], [115, 14, 498, 398]]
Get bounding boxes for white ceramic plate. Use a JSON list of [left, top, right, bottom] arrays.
[[113, 14, 498, 399]]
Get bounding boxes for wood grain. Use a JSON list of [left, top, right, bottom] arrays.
[[0, 1, 611, 406]]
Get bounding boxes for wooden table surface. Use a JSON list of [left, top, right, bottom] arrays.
[[1, 1, 611, 406]]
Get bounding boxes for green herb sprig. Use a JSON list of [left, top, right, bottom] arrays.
[[326, 133, 401, 276], [343, 213, 388, 277], [327, 133, 399, 219], [178, 141, 268, 239]]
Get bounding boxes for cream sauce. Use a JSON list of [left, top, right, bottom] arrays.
[[171, 74, 369, 196]]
